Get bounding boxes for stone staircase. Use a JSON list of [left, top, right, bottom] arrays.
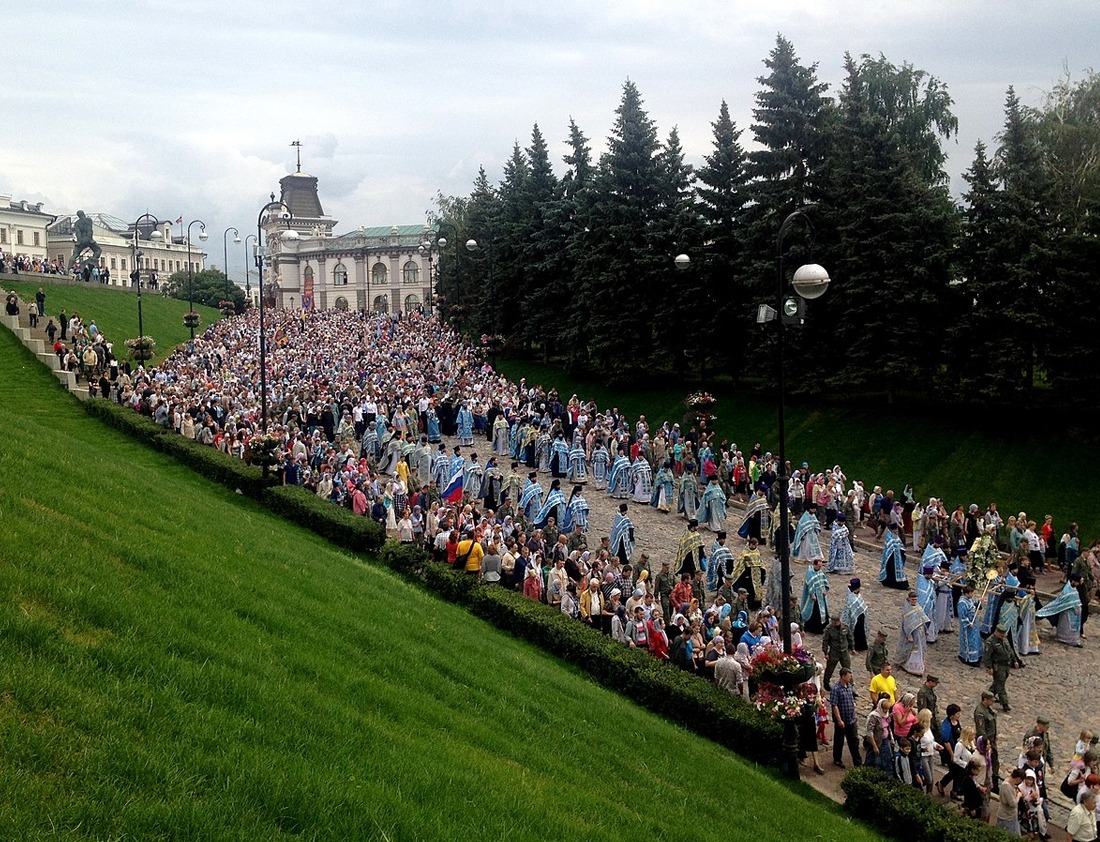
[[0, 293, 85, 398]]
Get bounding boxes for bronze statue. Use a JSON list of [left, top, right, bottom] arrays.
[[70, 210, 102, 268]]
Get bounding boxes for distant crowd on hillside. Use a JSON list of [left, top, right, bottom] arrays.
[[0, 251, 67, 275]]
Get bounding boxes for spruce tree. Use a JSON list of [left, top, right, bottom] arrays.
[[695, 100, 751, 379], [574, 80, 664, 382], [813, 53, 957, 399]]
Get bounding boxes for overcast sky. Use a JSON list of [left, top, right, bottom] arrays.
[[4, 0, 1095, 280]]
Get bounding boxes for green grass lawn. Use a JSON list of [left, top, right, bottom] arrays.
[[0, 328, 883, 841], [2, 274, 221, 357], [497, 356, 1100, 541]]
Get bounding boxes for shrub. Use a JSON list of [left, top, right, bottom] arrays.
[[264, 486, 385, 553], [83, 399, 169, 446], [150, 434, 274, 499], [378, 544, 480, 603], [841, 766, 1016, 842]]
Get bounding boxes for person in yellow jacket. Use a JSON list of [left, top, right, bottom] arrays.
[[455, 533, 484, 574]]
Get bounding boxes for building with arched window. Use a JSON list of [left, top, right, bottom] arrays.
[[260, 170, 434, 314]]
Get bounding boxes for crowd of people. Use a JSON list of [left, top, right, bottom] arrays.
[[7, 294, 1098, 837], [0, 251, 68, 276]]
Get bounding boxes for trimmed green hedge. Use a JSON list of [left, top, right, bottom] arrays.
[[841, 766, 1015, 842], [265, 485, 385, 553], [150, 433, 273, 499], [83, 399, 170, 446]]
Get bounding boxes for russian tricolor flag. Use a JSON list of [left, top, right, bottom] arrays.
[[443, 468, 464, 504]]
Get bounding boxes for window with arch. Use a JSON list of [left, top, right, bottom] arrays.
[[402, 260, 419, 284], [304, 265, 315, 286], [333, 263, 347, 285], [403, 294, 421, 313], [334, 296, 349, 311], [373, 295, 388, 313], [371, 263, 387, 285]]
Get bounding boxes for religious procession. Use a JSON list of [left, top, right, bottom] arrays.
[[89, 303, 1099, 836]]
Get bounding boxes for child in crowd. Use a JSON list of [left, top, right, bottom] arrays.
[[894, 738, 916, 785], [1076, 730, 1094, 760]]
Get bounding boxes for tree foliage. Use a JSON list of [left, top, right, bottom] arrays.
[[164, 269, 246, 312], [427, 46, 1100, 413]]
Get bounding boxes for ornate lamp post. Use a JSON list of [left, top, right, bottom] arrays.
[[222, 226, 241, 300], [769, 209, 830, 780], [433, 220, 462, 331], [185, 219, 209, 339], [130, 212, 162, 368], [465, 237, 495, 332], [418, 227, 436, 314], [244, 234, 257, 305], [255, 194, 296, 433]]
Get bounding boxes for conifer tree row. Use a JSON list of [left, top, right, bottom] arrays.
[[431, 35, 1100, 410]]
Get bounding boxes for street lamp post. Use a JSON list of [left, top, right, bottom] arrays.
[[244, 234, 257, 304], [433, 220, 461, 331], [255, 194, 296, 433], [222, 226, 241, 301], [465, 236, 494, 328], [185, 219, 209, 340], [418, 228, 436, 314], [771, 209, 830, 781], [130, 213, 162, 368]]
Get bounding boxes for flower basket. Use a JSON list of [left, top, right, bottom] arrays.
[[247, 433, 282, 467], [751, 644, 816, 688], [183, 311, 202, 329], [125, 336, 156, 362], [684, 391, 717, 427], [757, 663, 815, 689]]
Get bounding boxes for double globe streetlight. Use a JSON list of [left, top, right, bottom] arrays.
[[223, 226, 241, 302], [674, 211, 829, 782]]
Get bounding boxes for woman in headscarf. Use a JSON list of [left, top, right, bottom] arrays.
[[790, 622, 804, 650]]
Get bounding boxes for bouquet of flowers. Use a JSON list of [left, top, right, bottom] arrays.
[[968, 533, 1001, 583], [685, 391, 716, 411]]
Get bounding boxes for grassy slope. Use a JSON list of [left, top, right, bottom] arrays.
[[2, 276, 220, 355], [0, 329, 881, 840], [497, 357, 1099, 540]]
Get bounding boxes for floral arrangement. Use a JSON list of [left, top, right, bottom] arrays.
[[219, 299, 237, 317], [685, 391, 716, 410], [125, 336, 156, 362], [753, 684, 806, 721], [684, 391, 717, 426], [968, 533, 1001, 583], [247, 432, 283, 467], [751, 644, 816, 721], [752, 643, 815, 676]]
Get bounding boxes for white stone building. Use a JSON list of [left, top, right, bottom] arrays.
[[0, 195, 54, 263], [261, 171, 435, 313]]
